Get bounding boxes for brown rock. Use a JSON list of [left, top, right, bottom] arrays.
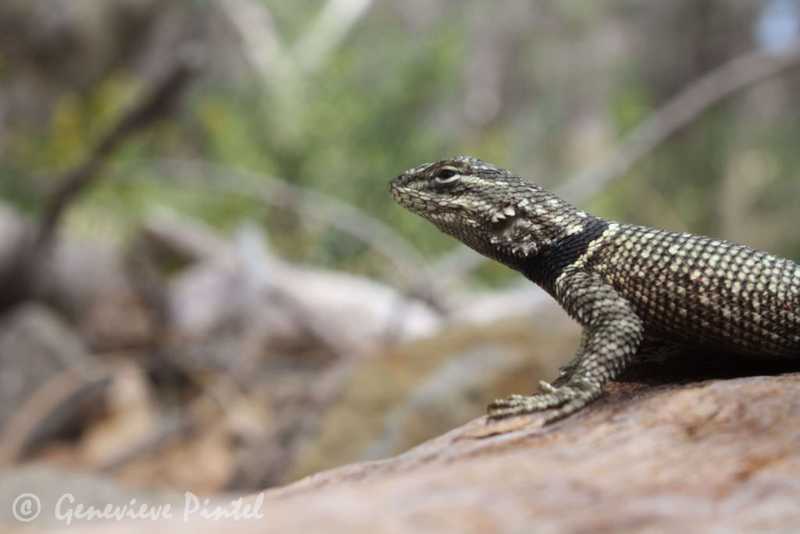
[[44, 373, 800, 533]]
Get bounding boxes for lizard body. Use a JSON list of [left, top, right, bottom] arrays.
[[390, 155, 800, 423]]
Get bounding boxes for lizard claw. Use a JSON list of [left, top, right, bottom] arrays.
[[487, 391, 568, 419], [487, 380, 602, 423], [539, 380, 558, 393]]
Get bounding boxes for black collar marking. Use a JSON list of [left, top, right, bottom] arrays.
[[521, 217, 609, 294]]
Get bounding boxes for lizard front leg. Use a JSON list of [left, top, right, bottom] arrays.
[[552, 336, 679, 388], [550, 330, 589, 388], [488, 270, 644, 424]]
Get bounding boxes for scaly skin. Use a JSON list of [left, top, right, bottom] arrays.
[[390, 155, 800, 424]]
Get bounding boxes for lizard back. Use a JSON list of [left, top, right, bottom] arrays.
[[580, 222, 800, 357]]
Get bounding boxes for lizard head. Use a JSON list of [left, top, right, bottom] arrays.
[[391, 155, 526, 229], [390, 155, 587, 260]]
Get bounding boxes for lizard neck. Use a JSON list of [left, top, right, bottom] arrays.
[[459, 188, 608, 285], [430, 184, 609, 294], [517, 215, 609, 295], [484, 215, 609, 294]]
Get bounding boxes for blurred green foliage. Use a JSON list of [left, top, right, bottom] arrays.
[[2, 0, 800, 284]]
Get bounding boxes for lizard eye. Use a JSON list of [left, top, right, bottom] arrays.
[[432, 167, 461, 185]]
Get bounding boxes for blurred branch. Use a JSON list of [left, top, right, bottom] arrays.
[[559, 42, 800, 202], [37, 52, 201, 249], [220, 0, 373, 151], [143, 159, 448, 311], [293, 0, 374, 74], [433, 41, 800, 282], [220, 0, 373, 79], [0, 370, 110, 465], [216, 0, 295, 85], [0, 50, 200, 315], [235, 224, 349, 360], [98, 413, 190, 473]]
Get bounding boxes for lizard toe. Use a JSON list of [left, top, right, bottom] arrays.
[[487, 392, 569, 419]]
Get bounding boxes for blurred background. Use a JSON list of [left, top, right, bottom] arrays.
[[1, 0, 800, 518]]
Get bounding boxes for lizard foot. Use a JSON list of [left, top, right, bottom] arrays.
[[487, 379, 601, 424]]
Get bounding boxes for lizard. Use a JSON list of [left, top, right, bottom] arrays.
[[390, 155, 800, 424]]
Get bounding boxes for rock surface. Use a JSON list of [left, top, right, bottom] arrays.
[[29, 371, 800, 533]]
